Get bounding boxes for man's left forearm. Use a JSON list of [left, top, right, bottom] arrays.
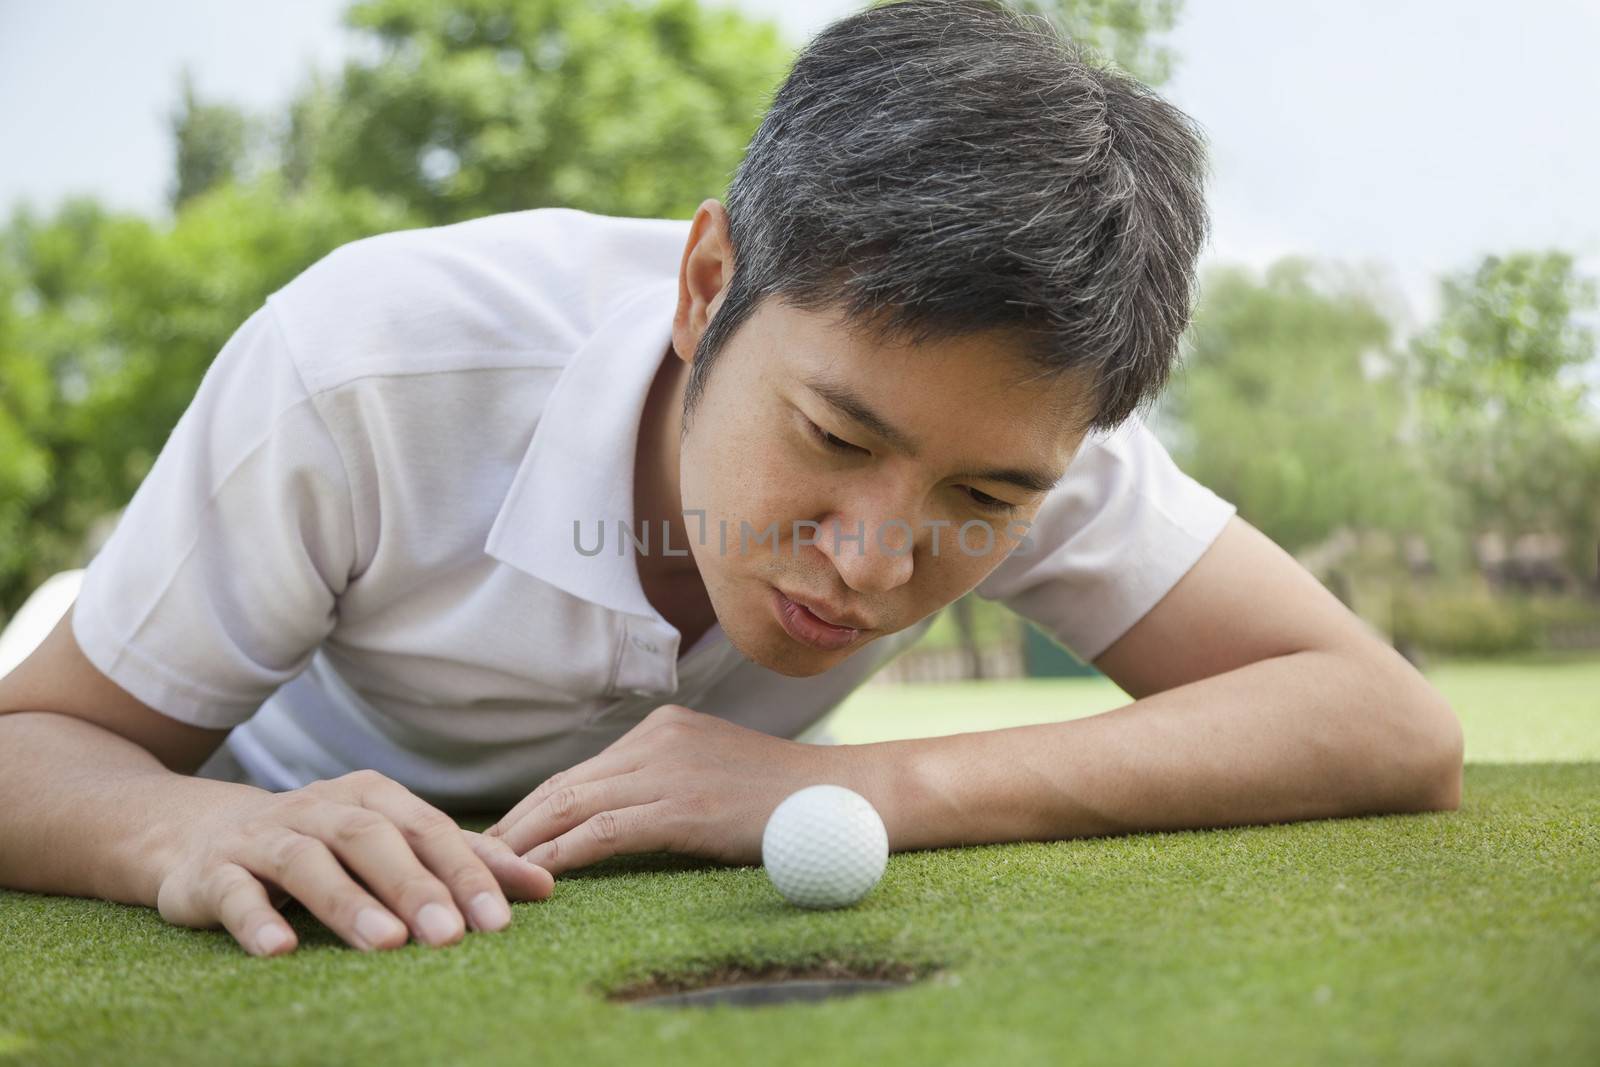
[[851, 649, 1464, 852]]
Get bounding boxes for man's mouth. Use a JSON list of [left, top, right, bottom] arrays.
[[772, 588, 867, 651]]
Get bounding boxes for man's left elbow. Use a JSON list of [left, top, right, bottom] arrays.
[[1413, 691, 1464, 812]]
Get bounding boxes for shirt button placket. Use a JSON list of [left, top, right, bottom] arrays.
[[616, 624, 672, 700]]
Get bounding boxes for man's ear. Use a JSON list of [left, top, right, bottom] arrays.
[[672, 198, 734, 364]]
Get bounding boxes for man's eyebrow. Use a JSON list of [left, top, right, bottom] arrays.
[[801, 373, 1064, 495], [954, 463, 1064, 495], [803, 374, 920, 454]]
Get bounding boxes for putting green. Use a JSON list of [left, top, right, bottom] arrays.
[[824, 652, 1600, 761], [2, 656, 1596, 1066]]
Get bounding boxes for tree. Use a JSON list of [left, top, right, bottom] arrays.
[[169, 70, 257, 209], [296, 0, 794, 225], [1157, 258, 1426, 556], [0, 199, 121, 607], [1408, 251, 1600, 584], [0, 248, 59, 600]]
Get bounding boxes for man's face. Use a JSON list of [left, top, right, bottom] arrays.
[[675, 286, 1093, 678]]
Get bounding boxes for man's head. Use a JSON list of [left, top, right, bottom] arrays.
[[662, 0, 1210, 675]]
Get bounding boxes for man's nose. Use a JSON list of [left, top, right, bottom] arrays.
[[818, 510, 916, 596]]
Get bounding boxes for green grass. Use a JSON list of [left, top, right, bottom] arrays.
[[2, 655, 1597, 1066], [825, 651, 1600, 763]]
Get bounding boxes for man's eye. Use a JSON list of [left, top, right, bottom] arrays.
[[806, 419, 863, 454], [965, 488, 1019, 514]]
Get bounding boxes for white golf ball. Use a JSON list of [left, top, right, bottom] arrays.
[[762, 784, 888, 909]]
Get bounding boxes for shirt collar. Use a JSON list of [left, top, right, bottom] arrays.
[[484, 275, 681, 620]]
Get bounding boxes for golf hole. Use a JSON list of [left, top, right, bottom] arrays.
[[611, 959, 937, 1009]]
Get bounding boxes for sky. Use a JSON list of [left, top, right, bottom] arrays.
[[3, 0, 1598, 336]]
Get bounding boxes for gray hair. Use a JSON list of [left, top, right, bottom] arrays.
[[684, 0, 1211, 436]]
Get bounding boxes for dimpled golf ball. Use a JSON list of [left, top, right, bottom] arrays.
[[762, 784, 888, 909]]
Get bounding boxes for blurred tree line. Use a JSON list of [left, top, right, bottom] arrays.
[[1158, 252, 1599, 599], [2, 0, 1597, 639]]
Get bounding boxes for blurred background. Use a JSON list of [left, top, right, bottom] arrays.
[[2, 0, 1597, 685]]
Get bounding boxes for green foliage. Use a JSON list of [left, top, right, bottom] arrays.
[[304, 0, 794, 224], [0, 258, 57, 592], [1389, 580, 1600, 658], [169, 70, 257, 209], [1390, 583, 1541, 657], [0, 198, 117, 600], [1164, 251, 1599, 598], [1159, 258, 1423, 555], [1408, 251, 1600, 581]]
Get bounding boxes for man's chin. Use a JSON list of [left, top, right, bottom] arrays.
[[725, 625, 864, 677]]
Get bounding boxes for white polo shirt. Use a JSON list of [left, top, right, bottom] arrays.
[[70, 207, 1237, 809]]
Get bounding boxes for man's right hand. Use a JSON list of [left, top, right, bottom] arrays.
[[154, 769, 554, 957]]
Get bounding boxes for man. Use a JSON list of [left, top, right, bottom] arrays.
[[0, 0, 1462, 959]]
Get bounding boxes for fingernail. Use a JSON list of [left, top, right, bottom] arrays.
[[469, 892, 511, 932], [417, 902, 463, 945], [256, 923, 290, 955], [356, 908, 406, 949]]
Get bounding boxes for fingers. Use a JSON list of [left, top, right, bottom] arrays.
[[493, 771, 655, 856], [522, 802, 671, 876], [291, 797, 485, 946], [352, 787, 523, 940], [487, 706, 697, 839], [235, 828, 413, 953], [209, 862, 298, 957], [487, 752, 634, 841], [162, 768, 570, 959], [461, 829, 556, 903]]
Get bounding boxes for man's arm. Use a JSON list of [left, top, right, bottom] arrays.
[[876, 514, 1462, 847], [485, 643, 1460, 874], [0, 711, 251, 905], [0, 604, 239, 904], [871, 645, 1461, 852]]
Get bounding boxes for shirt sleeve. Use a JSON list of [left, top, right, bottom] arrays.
[[973, 415, 1238, 665], [70, 302, 357, 729]]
